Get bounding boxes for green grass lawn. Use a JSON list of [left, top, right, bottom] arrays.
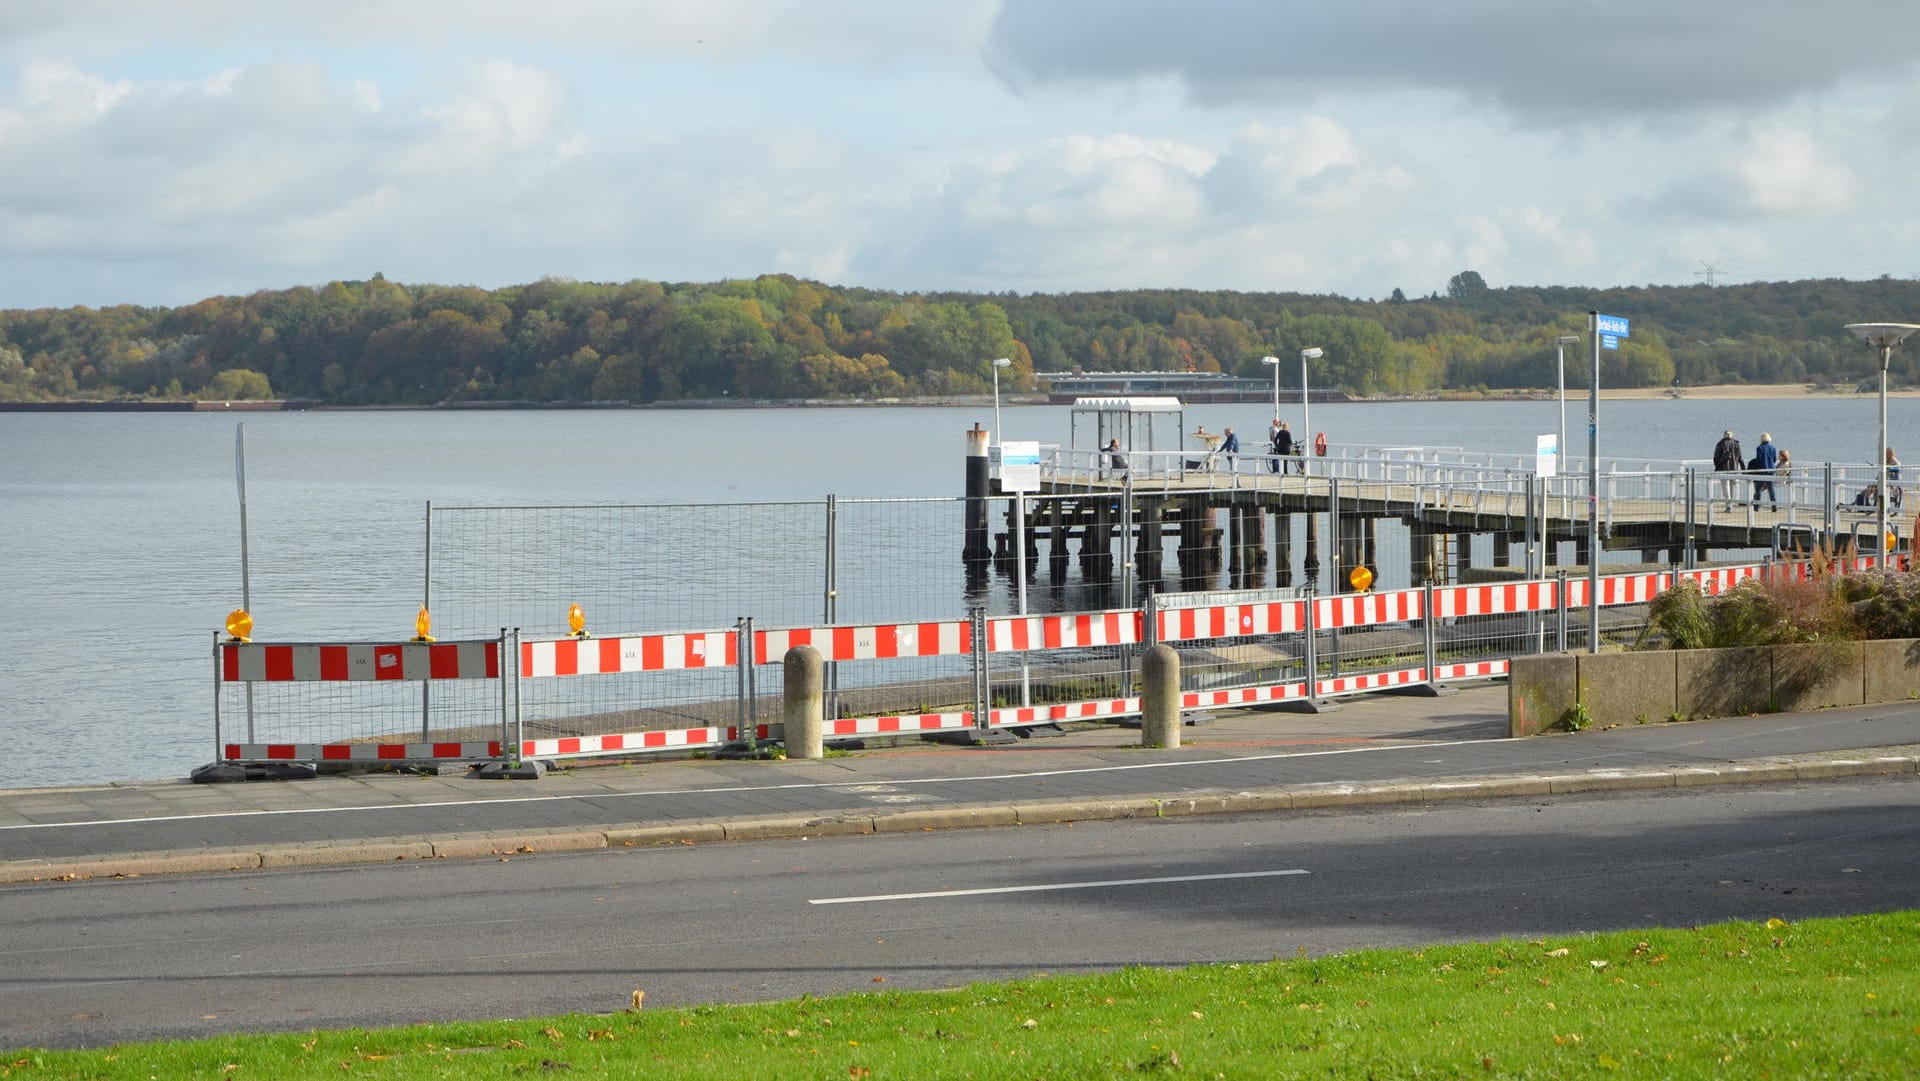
[[7, 911, 1915, 1079]]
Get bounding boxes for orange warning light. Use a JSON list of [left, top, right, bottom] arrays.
[[413, 606, 436, 643], [568, 602, 588, 638], [225, 608, 253, 642], [1349, 566, 1375, 592]]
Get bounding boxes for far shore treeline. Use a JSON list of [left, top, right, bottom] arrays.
[[3, 271, 1919, 406]]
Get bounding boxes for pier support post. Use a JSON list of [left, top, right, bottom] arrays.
[[1337, 514, 1365, 590], [1274, 510, 1294, 587], [783, 645, 824, 759], [1136, 497, 1164, 585], [1410, 520, 1438, 586], [963, 425, 992, 567]]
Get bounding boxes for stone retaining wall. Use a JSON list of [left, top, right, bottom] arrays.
[[1509, 639, 1920, 736]]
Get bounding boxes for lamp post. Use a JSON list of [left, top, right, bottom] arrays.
[[990, 357, 1011, 445], [1261, 355, 1281, 420], [1554, 335, 1579, 473], [1844, 324, 1920, 567], [1300, 347, 1324, 455]]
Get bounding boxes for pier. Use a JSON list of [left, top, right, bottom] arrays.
[[975, 443, 1903, 594]]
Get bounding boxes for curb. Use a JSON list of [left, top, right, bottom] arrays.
[[4, 755, 1915, 885]]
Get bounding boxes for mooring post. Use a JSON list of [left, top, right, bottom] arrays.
[[783, 645, 824, 759], [1140, 644, 1180, 748], [963, 424, 992, 565]]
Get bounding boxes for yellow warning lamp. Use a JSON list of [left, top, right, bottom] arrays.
[[413, 606, 436, 643], [224, 608, 253, 643], [1887, 531, 1899, 554], [568, 602, 589, 638], [1348, 566, 1375, 592]]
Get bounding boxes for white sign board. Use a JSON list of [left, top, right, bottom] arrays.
[[1000, 440, 1042, 493], [1536, 434, 1557, 478]]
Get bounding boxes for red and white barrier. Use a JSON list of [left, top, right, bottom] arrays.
[[221, 640, 500, 682], [520, 631, 735, 677], [1431, 580, 1558, 617], [224, 739, 501, 763], [1313, 666, 1427, 697], [756, 621, 971, 663], [990, 610, 1141, 652], [518, 726, 729, 759], [1156, 600, 1303, 642], [1313, 588, 1422, 629]]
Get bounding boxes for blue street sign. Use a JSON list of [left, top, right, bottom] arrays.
[[1602, 334, 1620, 350], [1595, 314, 1630, 337]]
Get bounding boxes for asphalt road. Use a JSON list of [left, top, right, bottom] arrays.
[[4, 774, 1917, 1051]]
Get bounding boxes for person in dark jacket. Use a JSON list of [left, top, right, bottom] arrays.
[[1269, 421, 1295, 473], [1750, 432, 1780, 509], [1220, 426, 1240, 469], [1711, 429, 1743, 509]]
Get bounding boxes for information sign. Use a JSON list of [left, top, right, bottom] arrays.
[[1000, 440, 1042, 493]]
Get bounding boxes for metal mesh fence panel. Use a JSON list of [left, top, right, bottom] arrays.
[[215, 675, 505, 754], [428, 501, 830, 639]]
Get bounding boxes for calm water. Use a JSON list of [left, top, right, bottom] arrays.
[[5, 396, 1912, 786]]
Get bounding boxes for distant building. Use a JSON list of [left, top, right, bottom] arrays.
[[1041, 371, 1351, 405]]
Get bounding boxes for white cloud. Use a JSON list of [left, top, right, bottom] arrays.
[[1733, 126, 1856, 216]]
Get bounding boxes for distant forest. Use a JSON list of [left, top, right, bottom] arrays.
[[4, 271, 1920, 405]]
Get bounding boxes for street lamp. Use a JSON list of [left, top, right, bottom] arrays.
[[990, 357, 1012, 445], [1300, 347, 1324, 456], [1844, 323, 1920, 566], [1554, 335, 1580, 473], [1261, 355, 1281, 421]]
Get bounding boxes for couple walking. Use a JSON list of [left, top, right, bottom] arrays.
[[1711, 429, 1786, 509]]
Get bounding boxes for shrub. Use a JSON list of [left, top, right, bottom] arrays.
[[1643, 575, 1858, 650], [1840, 569, 1920, 639]]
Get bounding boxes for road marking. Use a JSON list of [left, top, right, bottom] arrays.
[[0, 739, 1498, 833], [809, 868, 1309, 905]]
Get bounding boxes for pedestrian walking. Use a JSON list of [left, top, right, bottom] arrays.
[[1750, 433, 1780, 509], [1711, 429, 1743, 509]]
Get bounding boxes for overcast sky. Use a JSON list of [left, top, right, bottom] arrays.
[[5, 0, 1920, 310]]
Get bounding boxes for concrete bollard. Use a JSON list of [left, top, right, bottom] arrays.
[[1140, 644, 1180, 749], [783, 645, 824, 759]]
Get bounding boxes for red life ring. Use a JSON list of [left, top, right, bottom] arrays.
[[1313, 432, 1328, 456]]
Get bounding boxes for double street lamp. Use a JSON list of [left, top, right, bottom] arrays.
[[1261, 355, 1281, 420], [1844, 324, 1920, 566]]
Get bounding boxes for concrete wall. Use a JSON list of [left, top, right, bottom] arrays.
[[1509, 638, 1920, 736]]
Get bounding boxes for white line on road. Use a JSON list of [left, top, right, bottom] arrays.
[[0, 741, 1495, 832], [809, 868, 1309, 905]]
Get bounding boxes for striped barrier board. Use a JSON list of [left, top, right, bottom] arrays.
[[757, 621, 970, 663], [989, 697, 1141, 726], [519, 726, 729, 759], [1313, 666, 1427, 697], [1431, 581, 1558, 618], [1313, 588, 1422, 629], [1182, 683, 1305, 709], [521, 631, 735, 677], [1156, 600, 1303, 642], [990, 610, 1140, 652], [221, 640, 500, 682], [223, 739, 501, 762], [815, 712, 973, 738], [1433, 659, 1508, 681]]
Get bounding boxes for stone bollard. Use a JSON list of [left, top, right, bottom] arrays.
[[783, 645, 824, 759], [1140, 644, 1180, 749]]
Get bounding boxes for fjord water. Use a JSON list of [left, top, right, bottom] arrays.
[[4, 395, 1909, 786]]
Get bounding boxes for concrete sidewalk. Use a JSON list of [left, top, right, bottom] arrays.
[[4, 684, 1920, 884]]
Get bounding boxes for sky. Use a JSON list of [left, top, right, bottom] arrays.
[[5, 0, 1920, 311]]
